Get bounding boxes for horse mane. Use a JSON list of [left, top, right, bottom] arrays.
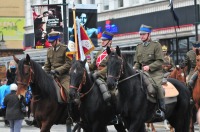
[[18, 58, 57, 100], [121, 54, 137, 75]]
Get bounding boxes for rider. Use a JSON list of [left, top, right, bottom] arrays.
[[134, 24, 165, 119], [89, 31, 114, 105], [185, 42, 200, 88], [43, 31, 71, 101], [162, 45, 175, 73]]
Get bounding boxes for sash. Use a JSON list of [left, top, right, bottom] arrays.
[[96, 50, 108, 68]]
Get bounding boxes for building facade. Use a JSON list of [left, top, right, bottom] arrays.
[[23, 0, 200, 65]]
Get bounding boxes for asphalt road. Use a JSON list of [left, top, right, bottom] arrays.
[[0, 118, 200, 132]]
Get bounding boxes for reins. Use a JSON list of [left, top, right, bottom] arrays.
[[107, 55, 140, 83], [69, 69, 94, 98]]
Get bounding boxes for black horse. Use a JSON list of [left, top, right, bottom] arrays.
[[13, 54, 79, 132], [106, 46, 191, 132], [69, 58, 126, 132]]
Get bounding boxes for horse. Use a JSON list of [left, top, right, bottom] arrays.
[[193, 49, 200, 126], [169, 65, 187, 85], [106, 46, 191, 132], [68, 58, 126, 132], [13, 54, 79, 132], [147, 65, 188, 132]]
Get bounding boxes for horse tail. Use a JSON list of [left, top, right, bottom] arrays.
[[167, 78, 190, 131]]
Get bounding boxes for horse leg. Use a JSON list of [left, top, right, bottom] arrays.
[[164, 120, 170, 130], [114, 123, 126, 132], [40, 121, 53, 132], [150, 123, 156, 132]]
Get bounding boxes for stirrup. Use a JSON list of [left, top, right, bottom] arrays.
[[155, 109, 165, 120]]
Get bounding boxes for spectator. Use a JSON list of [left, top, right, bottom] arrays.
[[4, 83, 25, 132]]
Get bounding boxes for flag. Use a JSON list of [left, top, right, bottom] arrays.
[[66, 25, 95, 60], [169, 0, 179, 28]]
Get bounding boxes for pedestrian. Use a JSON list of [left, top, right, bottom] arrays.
[[134, 24, 165, 119], [43, 31, 71, 102], [89, 31, 114, 105], [6, 60, 17, 85], [3, 83, 25, 132]]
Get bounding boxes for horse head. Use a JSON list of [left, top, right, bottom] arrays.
[[196, 49, 200, 72], [13, 54, 33, 97], [106, 46, 123, 91], [69, 58, 87, 104]]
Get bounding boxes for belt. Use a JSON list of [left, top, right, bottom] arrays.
[[98, 66, 105, 70]]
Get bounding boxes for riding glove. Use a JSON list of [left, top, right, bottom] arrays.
[[50, 70, 59, 75]]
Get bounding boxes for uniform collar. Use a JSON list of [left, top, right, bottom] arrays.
[[54, 43, 61, 51]]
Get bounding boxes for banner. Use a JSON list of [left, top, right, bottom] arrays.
[[69, 8, 98, 47], [0, 18, 25, 40], [32, 5, 63, 49]]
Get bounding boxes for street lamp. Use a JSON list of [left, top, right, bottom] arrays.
[[194, 0, 199, 41], [0, 31, 6, 49]]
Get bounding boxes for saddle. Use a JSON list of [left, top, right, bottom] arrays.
[[53, 79, 68, 103], [141, 72, 179, 104]]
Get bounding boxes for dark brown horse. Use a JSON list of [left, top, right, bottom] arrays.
[[13, 54, 79, 132], [193, 49, 200, 126], [169, 66, 187, 85]]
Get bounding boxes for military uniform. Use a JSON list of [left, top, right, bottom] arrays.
[[134, 40, 164, 98], [44, 31, 71, 96], [89, 31, 114, 104], [89, 48, 108, 78], [181, 50, 196, 81]]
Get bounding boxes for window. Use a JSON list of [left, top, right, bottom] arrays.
[[104, 5, 109, 10], [91, 0, 95, 4], [119, 0, 123, 7], [77, 0, 82, 4]]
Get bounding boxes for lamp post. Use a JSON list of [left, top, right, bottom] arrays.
[[0, 31, 6, 49], [194, 0, 199, 41]]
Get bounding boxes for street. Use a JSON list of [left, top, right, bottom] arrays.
[[0, 118, 200, 132]]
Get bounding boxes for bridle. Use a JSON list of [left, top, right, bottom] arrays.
[[69, 68, 94, 98], [16, 65, 34, 87], [107, 56, 124, 83], [107, 55, 140, 84]]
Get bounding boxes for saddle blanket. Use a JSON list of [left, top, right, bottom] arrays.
[[162, 82, 179, 98]]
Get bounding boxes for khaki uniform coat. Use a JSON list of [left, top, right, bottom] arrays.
[[182, 50, 196, 81], [134, 40, 164, 98], [44, 43, 71, 93]]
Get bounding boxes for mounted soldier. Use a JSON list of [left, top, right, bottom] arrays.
[[134, 24, 165, 120], [43, 31, 71, 101], [89, 31, 114, 106], [185, 42, 200, 88], [162, 45, 175, 73]]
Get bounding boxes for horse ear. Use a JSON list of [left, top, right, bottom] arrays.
[[13, 55, 19, 64], [26, 54, 31, 63], [72, 57, 76, 64], [196, 48, 200, 56], [106, 46, 111, 55], [116, 46, 121, 56], [83, 58, 87, 65]]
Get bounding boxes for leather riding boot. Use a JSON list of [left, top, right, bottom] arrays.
[[156, 98, 165, 120], [188, 71, 198, 89], [162, 78, 167, 85], [96, 78, 111, 104]]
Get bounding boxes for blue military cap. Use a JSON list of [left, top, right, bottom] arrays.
[[48, 31, 61, 43], [192, 42, 200, 48], [139, 24, 152, 34], [101, 31, 114, 40]]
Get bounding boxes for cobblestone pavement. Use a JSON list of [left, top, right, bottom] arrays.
[[0, 118, 200, 132]]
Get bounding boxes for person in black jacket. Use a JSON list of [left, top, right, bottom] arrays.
[[6, 60, 17, 85], [4, 83, 25, 132]]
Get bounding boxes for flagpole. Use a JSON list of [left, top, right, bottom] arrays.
[[72, 4, 78, 60]]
